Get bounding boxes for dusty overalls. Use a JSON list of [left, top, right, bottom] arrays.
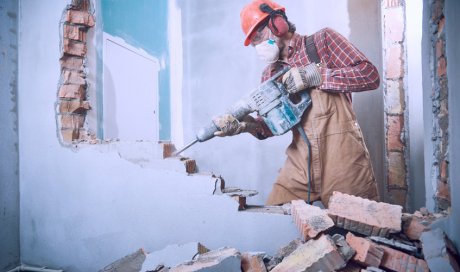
[[266, 88, 380, 207]]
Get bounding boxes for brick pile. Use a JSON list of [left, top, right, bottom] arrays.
[[57, 0, 95, 143], [100, 191, 458, 272]]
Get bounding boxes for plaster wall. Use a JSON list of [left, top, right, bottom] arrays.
[[18, 1, 298, 271], [179, 0, 384, 204], [445, 0, 460, 250], [0, 0, 20, 270], [406, 1, 426, 211]]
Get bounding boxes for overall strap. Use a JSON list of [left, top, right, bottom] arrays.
[[305, 35, 321, 64]]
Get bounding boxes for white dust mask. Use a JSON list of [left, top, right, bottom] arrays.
[[255, 38, 280, 64]]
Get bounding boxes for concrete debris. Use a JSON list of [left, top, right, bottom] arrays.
[[328, 191, 402, 237], [420, 228, 460, 272], [291, 199, 335, 241], [170, 247, 241, 272], [271, 234, 346, 272], [332, 234, 356, 263], [241, 252, 267, 272], [99, 248, 147, 272], [100, 193, 459, 272]]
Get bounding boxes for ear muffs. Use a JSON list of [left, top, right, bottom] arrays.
[[268, 15, 289, 37]]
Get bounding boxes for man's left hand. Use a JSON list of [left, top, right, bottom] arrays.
[[282, 63, 322, 94]]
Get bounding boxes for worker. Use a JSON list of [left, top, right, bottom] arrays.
[[212, 0, 380, 207]]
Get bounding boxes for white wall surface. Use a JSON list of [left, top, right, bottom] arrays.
[[178, 0, 384, 204], [18, 1, 298, 271]]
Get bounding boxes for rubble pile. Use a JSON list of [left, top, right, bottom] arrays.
[[100, 192, 459, 272]]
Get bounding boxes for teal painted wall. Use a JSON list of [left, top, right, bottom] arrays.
[[101, 0, 170, 140]]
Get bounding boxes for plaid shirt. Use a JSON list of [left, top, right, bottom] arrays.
[[252, 28, 380, 139]]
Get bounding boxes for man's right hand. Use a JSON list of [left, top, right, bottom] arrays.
[[212, 114, 261, 137]]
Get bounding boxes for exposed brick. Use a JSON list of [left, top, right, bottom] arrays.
[[63, 24, 86, 41], [60, 55, 84, 71], [328, 191, 402, 237], [387, 115, 404, 151], [291, 200, 334, 241], [436, 39, 445, 59], [63, 38, 86, 57], [233, 195, 246, 211], [380, 244, 429, 272], [66, 9, 95, 26], [59, 100, 90, 113], [437, 57, 447, 77], [171, 247, 241, 272], [346, 233, 384, 267], [241, 252, 267, 272], [384, 7, 404, 43], [386, 45, 403, 79], [388, 188, 407, 208], [385, 80, 404, 114], [59, 84, 85, 99], [184, 159, 196, 174], [62, 70, 86, 85], [388, 151, 406, 188], [431, 0, 443, 22], [421, 228, 460, 272], [61, 127, 86, 142], [436, 180, 450, 202], [438, 16, 445, 37], [272, 235, 346, 272], [60, 114, 85, 129], [161, 142, 176, 158]]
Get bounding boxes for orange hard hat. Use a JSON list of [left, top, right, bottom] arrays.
[[240, 0, 285, 46]]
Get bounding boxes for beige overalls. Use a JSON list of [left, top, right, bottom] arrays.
[[266, 88, 379, 207]]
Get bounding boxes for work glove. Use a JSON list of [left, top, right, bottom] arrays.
[[282, 63, 322, 94], [213, 114, 253, 137]]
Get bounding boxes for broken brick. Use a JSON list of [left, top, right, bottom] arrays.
[[60, 55, 84, 71], [59, 100, 90, 113], [421, 228, 460, 272], [184, 159, 196, 174], [60, 114, 85, 129], [161, 142, 176, 158], [241, 252, 267, 272], [66, 9, 95, 26], [63, 24, 86, 41], [291, 200, 334, 241], [170, 247, 241, 272], [232, 195, 246, 211], [272, 235, 346, 272], [328, 191, 402, 237], [346, 232, 384, 267], [403, 215, 430, 241], [379, 244, 429, 272], [266, 239, 303, 270], [63, 38, 87, 57], [59, 84, 85, 99], [62, 69, 86, 85]]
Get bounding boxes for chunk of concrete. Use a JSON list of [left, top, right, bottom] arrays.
[[332, 234, 356, 263], [265, 239, 303, 270], [271, 234, 346, 272], [141, 242, 202, 272], [420, 228, 460, 272], [170, 247, 241, 272], [99, 248, 147, 272]]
